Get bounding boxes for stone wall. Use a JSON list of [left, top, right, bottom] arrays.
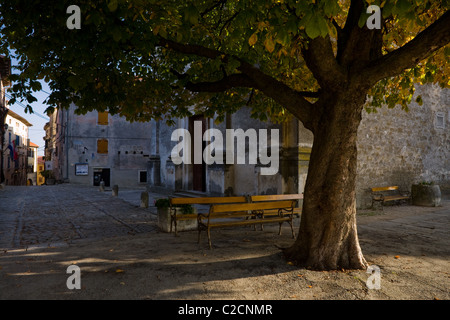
[[356, 84, 450, 208], [65, 104, 153, 188]]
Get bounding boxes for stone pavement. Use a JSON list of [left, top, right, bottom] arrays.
[[0, 184, 448, 300], [0, 184, 448, 251], [0, 184, 164, 250]]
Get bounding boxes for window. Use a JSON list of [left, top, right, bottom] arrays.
[[139, 170, 147, 183], [98, 111, 109, 125], [435, 112, 445, 129], [97, 139, 108, 154]]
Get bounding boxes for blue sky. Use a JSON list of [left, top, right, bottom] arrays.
[[6, 57, 51, 156]]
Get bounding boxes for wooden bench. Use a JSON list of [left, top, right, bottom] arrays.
[[198, 200, 296, 249], [169, 196, 247, 235], [249, 194, 303, 218], [371, 186, 410, 208]]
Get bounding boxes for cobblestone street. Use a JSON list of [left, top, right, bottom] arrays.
[[0, 184, 159, 250], [0, 184, 449, 300]]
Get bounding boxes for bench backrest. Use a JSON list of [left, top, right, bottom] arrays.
[[250, 194, 303, 202], [170, 196, 247, 206], [371, 186, 399, 192], [210, 200, 296, 214]]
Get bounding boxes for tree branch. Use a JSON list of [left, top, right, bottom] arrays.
[[185, 74, 256, 92], [157, 37, 318, 131], [364, 10, 450, 84], [301, 36, 346, 90]]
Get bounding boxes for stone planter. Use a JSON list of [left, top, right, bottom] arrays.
[[411, 184, 441, 207], [46, 178, 55, 185], [157, 207, 197, 233]]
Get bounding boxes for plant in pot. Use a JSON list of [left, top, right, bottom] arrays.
[[411, 181, 441, 207], [155, 198, 197, 232], [41, 170, 55, 185]]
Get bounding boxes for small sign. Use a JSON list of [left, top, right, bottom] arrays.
[[45, 161, 53, 170], [75, 163, 89, 176]]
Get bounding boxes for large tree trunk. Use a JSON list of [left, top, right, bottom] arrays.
[[284, 90, 368, 270]]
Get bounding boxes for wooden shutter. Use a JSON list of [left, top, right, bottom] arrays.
[[98, 111, 109, 125], [97, 139, 108, 154]]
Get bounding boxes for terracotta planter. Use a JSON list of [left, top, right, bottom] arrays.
[[411, 184, 441, 207]]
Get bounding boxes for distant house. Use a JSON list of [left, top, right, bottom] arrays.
[[36, 156, 45, 186], [0, 55, 11, 184], [45, 103, 154, 188], [2, 108, 33, 185], [1, 55, 35, 186], [26, 142, 39, 185]]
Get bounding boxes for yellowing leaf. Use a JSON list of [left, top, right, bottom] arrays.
[[264, 37, 275, 53], [248, 33, 258, 47], [116, 269, 125, 273]]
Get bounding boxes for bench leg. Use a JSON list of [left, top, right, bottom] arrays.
[[289, 220, 295, 238], [207, 228, 212, 249], [174, 221, 179, 237]]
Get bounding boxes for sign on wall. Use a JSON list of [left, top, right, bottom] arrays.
[[75, 163, 89, 176]]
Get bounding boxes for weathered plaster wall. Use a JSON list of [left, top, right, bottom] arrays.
[[150, 107, 299, 196], [67, 104, 152, 187], [356, 84, 450, 208]]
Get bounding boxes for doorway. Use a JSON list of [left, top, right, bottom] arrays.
[[93, 168, 110, 187], [189, 115, 206, 192]]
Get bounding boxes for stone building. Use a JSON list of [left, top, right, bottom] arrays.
[[147, 107, 306, 197], [36, 156, 45, 186], [356, 84, 449, 208], [26, 141, 39, 185], [147, 84, 449, 209], [45, 103, 153, 188], [2, 109, 33, 185], [0, 55, 11, 184]]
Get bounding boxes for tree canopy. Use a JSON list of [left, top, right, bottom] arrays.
[[1, 0, 448, 125]]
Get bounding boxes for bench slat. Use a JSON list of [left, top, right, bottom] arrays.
[[170, 196, 247, 205], [210, 200, 295, 214], [208, 217, 290, 228], [371, 186, 399, 192], [250, 194, 303, 202], [383, 195, 410, 201]]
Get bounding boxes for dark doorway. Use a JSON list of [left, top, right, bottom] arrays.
[[93, 168, 110, 187], [190, 115, 206, 192]]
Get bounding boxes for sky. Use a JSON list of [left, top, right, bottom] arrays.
[[6, 57, 51, 156]]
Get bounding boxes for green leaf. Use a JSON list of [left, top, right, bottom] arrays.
[[395, 0, 411, 16], [185, 5, 199, 25], [305, 13, 328, 39], [107, 0, 118, 12], [382, 1, 395, 18], [323, 1, 340, 17]]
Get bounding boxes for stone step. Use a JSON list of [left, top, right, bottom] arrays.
[[172, 190, 209, 198]]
